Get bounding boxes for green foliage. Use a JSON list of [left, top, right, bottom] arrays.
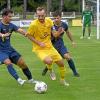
[[64, 0, 79, 11], [27, 0, 46, 11], [0, 0, 6, 11], [0, 0, 81, 12], [12, 5, 23, 14]]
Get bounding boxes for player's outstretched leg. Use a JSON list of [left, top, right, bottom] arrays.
[[17, 57, 38, 84], [7, 64, 26, 85], [67, 59, 80, 77], [55, 60, 69, 86]]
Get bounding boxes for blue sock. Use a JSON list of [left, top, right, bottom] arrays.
[[67, 59, 78, 75], [7, 64, 19, 80], [22, 67, 32, 80]]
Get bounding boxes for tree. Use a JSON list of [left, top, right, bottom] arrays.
[[7, 0, 10, 9], [60, 0, 64, 11], [23, 0, 27, 19], [47, 0, 51, 15]]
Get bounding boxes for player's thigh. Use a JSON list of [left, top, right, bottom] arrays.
[[50, 47, 62, 62], [59, 45, 68, 58], [35, 48, 62, 63], [35, 50, 50, 61], [0, 51, 10, 65], [9, 50, 22, 65]]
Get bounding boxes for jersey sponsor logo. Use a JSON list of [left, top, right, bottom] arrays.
[[40, 32, 49, 39]]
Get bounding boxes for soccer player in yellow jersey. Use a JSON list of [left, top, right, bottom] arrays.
[[27, 7, 69, 86]]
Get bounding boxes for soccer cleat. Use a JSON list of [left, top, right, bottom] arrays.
[[28, 79, 39, 84], [74, 73, 80, 77], [60, 79, 69, 86], [80, 36, 84, 39], [49, 71, 56, 80], [17, 78, 26, 85], [42, 67, 48, 76], [88, 37, 91, 39]]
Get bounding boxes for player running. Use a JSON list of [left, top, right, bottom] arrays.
[[42, 10, 79, 77], [0, 9, 37, 85], [27, 7, 69, 86]]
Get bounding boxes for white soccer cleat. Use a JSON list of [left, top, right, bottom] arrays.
[[80, 36, 84, 39], [88, 37, 91, 39], [28, 79, 39, 84], [60, 79, 69, 86], [49, 71, 56, 80], [17, 78, 26, 85]]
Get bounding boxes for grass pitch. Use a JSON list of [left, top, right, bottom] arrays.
[[0, 26, 100, 100]]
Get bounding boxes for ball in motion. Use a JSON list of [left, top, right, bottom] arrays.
[[34, 81, 47, 93]]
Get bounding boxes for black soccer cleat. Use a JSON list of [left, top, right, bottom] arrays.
[[74, 73, 80, 77], [42, 67, 48, 76]]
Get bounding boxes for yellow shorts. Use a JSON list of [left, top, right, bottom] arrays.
[[33, 47, 62, 62]]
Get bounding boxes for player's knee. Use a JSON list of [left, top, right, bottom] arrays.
[[17, 58, 27, 69], [56, 60, 64, 67], [66, 56, 71, 61], [44, 58, 53, 65], [3, 59, 12, 65], [64, 54, 71, 60]]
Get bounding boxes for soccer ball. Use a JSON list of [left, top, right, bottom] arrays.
[[34, 81, 47, 93]]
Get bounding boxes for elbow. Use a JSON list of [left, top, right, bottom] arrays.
[[53, 34, 58, 38]]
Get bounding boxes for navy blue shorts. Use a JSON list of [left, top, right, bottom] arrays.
[[53, 43, 68, 58], [0, 48, 21, 64]]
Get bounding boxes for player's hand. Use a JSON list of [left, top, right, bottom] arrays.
[[38, 42, 46, 48], [72, 42, 76, 48], [4, 33, 11, 37], [58, 27, 64, 34]]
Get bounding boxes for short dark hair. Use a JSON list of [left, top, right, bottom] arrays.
[[2, 9, 13, 17], [53, 10, 62, 17], [36, 7, 46, 12]]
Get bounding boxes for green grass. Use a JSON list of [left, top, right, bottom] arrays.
[[0, 26, 100, 100]]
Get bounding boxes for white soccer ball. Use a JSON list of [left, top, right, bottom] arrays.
[[34, 81, 47, 93]]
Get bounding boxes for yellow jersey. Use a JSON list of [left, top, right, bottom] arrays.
[[27, 17, 53, 51]]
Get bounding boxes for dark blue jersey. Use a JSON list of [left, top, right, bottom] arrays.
[[0, 22, 19, 50], [51, 21, 68, 48]]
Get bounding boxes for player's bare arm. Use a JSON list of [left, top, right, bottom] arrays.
[[0, 32, 11, 38], [17, 28, 27, 36], [66, 30, 76, 47], [52, 27, 64, 37], [26, 34, 46, 48]]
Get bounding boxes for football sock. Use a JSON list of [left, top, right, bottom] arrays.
[[83, 28, 85, 37], [67, 59, 78, 75], [46, 64, 52, 72], [59, 66, 66, 80], [22, 67, 32, 80], [7, 64, 19, 80], [88, 32, 91, 37]]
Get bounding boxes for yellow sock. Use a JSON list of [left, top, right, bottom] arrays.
[[46, 64, 52, 72], [59, 66, 66, 80]]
